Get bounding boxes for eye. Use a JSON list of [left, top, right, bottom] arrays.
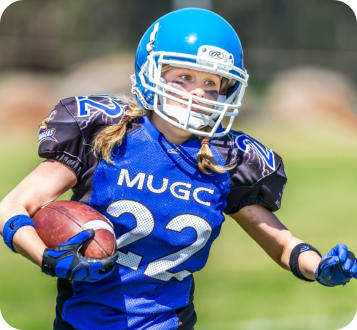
[[179, 74, 192, 81], [204, 79, 216, 87]]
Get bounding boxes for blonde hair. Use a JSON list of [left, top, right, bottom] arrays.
[[197, 136, 234, 175], [93, 100, 145, 162]]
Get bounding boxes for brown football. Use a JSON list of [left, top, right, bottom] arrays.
[[33, 200, 116, 259]]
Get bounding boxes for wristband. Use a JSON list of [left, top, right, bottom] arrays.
[[289, 243, 322, 282], [3, 214, 35, 252]]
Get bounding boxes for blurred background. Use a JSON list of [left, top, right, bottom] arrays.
[[0, 0, 356, 329]]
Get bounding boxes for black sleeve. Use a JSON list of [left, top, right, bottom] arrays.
[[38, 95, 126, 182], [38, 99, 86, 178], [224, 158, 287, 214], [215, 132, 287, 214]]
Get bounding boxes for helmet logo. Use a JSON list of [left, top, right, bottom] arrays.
[[197, 45, 234, 68], [209, 50, 224, 60]]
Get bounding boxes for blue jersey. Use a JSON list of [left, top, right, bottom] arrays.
[[38, 95, 287, 329]]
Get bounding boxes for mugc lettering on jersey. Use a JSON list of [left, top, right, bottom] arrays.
[[117, 168, 215, 207]]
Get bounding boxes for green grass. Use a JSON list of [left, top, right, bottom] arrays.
[[0, 121, 356, 330]]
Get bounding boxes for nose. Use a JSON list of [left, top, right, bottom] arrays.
[[189, 87, 205, 98]]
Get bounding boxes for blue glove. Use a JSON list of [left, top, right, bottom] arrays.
[[42, 229, 118, 282], [314, 243, 357, 287]]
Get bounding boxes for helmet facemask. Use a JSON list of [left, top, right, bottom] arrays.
[[132, 47, 248, 137]]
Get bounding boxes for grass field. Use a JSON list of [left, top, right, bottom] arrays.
[[0, 118, 356, 330]]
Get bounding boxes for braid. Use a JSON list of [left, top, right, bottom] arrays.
[[93, 102, 145, 163], [197, 137, 235, 175]]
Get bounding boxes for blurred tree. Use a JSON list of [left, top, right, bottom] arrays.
[[0, 0, 355, 79], [172, 0, 212, 10]]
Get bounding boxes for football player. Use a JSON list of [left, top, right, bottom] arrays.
[[1, 8, 356, 330]]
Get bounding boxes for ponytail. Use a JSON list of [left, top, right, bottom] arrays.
[[93, 102, 145, 163], [197, 137, 235, 174]]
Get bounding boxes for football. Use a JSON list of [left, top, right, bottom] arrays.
[[33, 200, 116, 259]]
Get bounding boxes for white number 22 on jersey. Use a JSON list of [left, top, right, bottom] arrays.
[[107, 200, 212, 281]]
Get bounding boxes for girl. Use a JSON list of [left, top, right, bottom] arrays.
[[1, 8, 356, 330]]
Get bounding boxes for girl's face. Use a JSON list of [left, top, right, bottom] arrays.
[[162, 67, 221, 112]]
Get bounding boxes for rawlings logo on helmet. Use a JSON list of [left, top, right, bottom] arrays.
[[208, 50, 224, 60]]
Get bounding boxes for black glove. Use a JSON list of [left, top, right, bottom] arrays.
[[42, 229, 118, 282]]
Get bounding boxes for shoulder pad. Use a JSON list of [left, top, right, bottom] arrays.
[[38, 95, 128, 178], [213, 131, 287, 213], [61, 94, 127, 125]]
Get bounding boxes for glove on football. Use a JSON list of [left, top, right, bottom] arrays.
[[315, 243, 357, 287], [42, 229, 118, 282]]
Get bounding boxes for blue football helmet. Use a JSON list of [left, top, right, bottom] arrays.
[[131, 8, 249, 137]]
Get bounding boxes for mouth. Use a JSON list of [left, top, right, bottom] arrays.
[[191, 100, 201, 111], [164, 92, 211, 116], [170, 101, 208, 115], [191, 101, 211, 115]]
